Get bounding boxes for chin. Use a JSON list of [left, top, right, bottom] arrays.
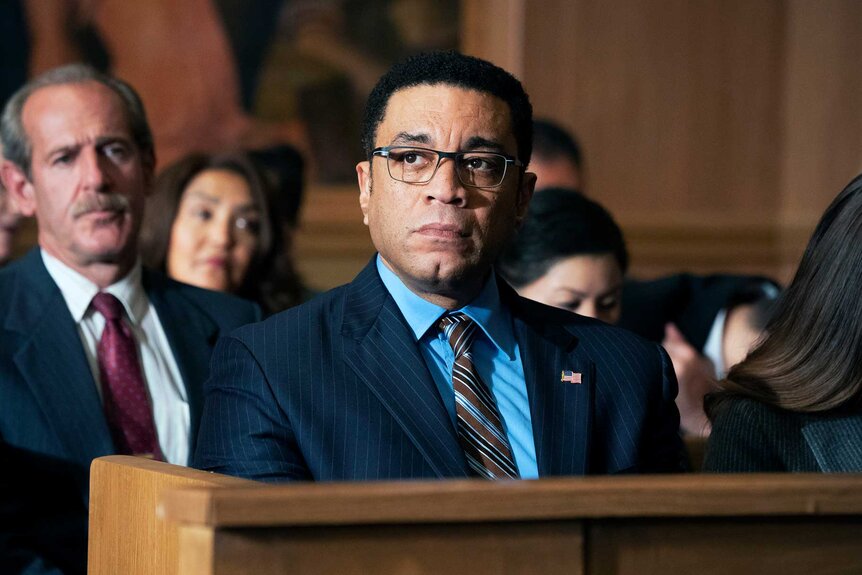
[[79, 231, 134, 259], [191, 276, 229, 293], [80, 245, 132, 266], [419, 259, 482, 291]]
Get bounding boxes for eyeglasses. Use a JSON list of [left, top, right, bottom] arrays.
[[372, 146, 523, 189]]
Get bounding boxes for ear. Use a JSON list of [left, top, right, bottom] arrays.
[[0, 160, 37, 217], [356, 160, 372, 226], [515, 170, 536, 226]]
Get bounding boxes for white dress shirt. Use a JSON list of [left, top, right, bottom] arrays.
[[42, 250, 190, 465]]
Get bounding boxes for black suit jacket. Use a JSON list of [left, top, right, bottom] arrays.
[[0, 249, 260, 575], [194, 258, 685, 482], [703, 397, 862, 472]]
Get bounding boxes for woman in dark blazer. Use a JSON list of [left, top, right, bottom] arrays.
[[703, 174, 862, 472], [140, 151, 306, 315]]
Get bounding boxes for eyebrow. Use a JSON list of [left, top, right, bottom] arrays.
[[46, 143, 79, 159], [185, 190, 260, 212], [46, 135, 132, 158], [387, 133, 508, 153], [390, 132, 430, 145], [463, 136, 506, 152], [558, 283, 624, 300], [96, 135, 132, 146]]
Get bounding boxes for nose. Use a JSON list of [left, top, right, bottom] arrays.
[[578, 300, 598, 320], [207, 215, 234, 249], [80, 148, 110, 191], [424, 158, 467, 206]]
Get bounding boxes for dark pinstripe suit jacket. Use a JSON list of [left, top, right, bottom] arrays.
[[194, 259, 685, 481], [0, 249, 260, 575], [703, 397, 862, 472]]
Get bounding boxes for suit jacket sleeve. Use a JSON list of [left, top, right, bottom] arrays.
[[0, 542, 64, 575], [193, 335, 310, 481], [0, 442, 87, 575], [643, 344, 687, 473], [0, 550, 64, 575]]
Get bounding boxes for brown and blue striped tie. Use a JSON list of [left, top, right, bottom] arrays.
[[439, 313, 519, 479]]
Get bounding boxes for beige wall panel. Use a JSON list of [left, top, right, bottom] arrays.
[[521, 0, 784, 222], [778, 0, 862, 277], [781, 0, 862, 219]]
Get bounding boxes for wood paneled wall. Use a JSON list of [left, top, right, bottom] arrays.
[[12, 2, 862, 292], [458, 0, 862, 284]]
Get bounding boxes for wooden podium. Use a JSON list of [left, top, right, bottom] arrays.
[[89, 456, 862, 575]]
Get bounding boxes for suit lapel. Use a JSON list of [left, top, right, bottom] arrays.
[[144, 271, 218, 452], [506, 287, 593, 477], [801, 414, 862, 472], [341, 262, 467, 478], [7, 250, 114, 466]]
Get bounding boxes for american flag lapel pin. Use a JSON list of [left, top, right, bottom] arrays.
[[560, 370, 582, 384]]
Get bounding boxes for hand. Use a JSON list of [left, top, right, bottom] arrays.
[[662, 323, 716, 437]]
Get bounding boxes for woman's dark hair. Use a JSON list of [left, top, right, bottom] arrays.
[[498, 187, 628, 288], [706, 173, 862, 417], [140, 151, 303, 313]]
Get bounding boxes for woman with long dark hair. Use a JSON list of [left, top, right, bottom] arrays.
[[703, 174, 862, 472], [141, 151, 305, 315]]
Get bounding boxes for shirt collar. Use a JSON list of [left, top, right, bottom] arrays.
[[375, 255, 516, 360], [41, 249, 148, 324]]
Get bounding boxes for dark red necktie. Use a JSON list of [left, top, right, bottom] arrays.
[[91, 292, 162, 459]]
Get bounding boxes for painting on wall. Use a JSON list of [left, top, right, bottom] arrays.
[[11, 0, 460, 184]]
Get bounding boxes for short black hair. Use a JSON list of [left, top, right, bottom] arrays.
[[532, 118, 583, 170], [361, 50, 533, 165], [498, 187, 628, 288]]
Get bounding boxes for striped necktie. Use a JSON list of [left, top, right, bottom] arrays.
[[439, 313, 519, 479]]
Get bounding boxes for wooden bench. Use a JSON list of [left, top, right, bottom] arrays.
[[89, 456, 862, 574]]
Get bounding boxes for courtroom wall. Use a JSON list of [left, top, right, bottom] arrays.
[[460, 0, 862, 285]]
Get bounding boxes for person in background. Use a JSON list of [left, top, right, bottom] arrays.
[[498, 188, 626, 325], [530, 118, 585, 191], [193, 50, 685, 483], [704, 174, 862, 472], [527, 121, 779, 433], [499, 188, 714, 436], [140, 151, 305, 314], [0, 64, 259, 575]]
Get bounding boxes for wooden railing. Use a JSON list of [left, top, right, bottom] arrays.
[[89, 456, 862, 575]]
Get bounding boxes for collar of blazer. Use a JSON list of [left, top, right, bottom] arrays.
[[4, 249, 220, 471], [5, 249, 116, 475], [802, 414, 862, 472]]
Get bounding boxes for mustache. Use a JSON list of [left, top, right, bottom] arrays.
[[71, 194, 130, 218]]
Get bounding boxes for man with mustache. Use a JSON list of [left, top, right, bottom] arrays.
[[0, 64, 260, 574], [194, 51, 684, 483]]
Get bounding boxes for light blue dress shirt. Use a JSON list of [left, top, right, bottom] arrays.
[[376, 256, 539, 479]]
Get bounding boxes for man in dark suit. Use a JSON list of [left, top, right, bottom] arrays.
[[194, 51, 684, 482], [0, 64, 259, 574]]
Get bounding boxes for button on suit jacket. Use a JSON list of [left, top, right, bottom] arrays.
[[194, 258, 685, 482], [0, 249, 261, 575]]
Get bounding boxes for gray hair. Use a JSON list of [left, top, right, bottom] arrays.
[[0, 64, 154, 178]]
